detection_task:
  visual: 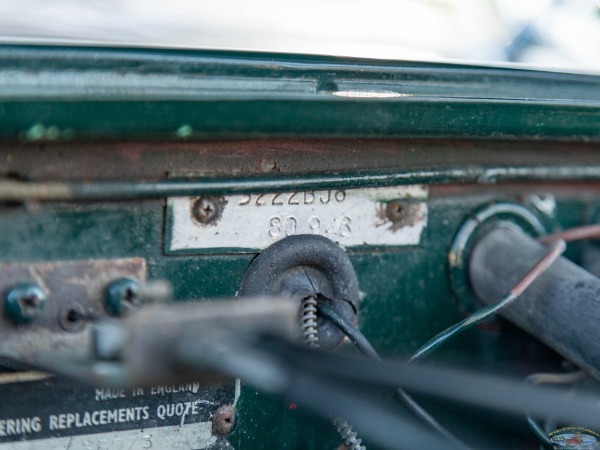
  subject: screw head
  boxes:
[4,283,46,324]
[385,200,405,222]
[212,405,235,436]
[192,197,219,224]
[105,278,140,316]
[384,200,423,230]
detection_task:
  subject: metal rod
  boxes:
[4,165,600,201]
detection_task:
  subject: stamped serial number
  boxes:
[268,215,352,239]
[239,190,346,207]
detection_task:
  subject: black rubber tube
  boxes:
[469,225,600,380]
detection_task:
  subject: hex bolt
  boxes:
[105,278,140,316]
[193,197,219,224]
[212,405,235,436]
[4,283,46,324]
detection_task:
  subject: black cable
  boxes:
[317,300,470,450]
[412,239,565,362]
[176,330,464,450]
[317,301,379,359]
[253,337,600,431]
[166,322,600,449]
[302,285,366,449]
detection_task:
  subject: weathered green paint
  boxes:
[0,45,599,142]
[0,187,585,449]
[1,45,598,449]
[2,100,600,142]
[3,283,46,324]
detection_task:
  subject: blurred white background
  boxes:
[0,0,598,73]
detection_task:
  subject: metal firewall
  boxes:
[1,45,600,450]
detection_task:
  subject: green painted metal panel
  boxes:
[0,46,599,142]
[0,189,590,449]
[1,45,599,449]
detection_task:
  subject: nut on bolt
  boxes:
[4,283,46,324]
[105,278,140,316]
[212,405,235,436]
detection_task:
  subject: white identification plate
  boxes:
[167,185,428,253]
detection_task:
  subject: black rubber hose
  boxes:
[469,225,600,380]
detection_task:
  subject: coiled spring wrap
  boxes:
[301,295,319,348]
[334,419,366,450]
[301,294,365,449]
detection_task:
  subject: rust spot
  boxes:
[377,200,424,232]
[212,405,235,436]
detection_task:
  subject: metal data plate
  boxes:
[0,375,236,449]
[167,186,428,253]
[0,258,147,362]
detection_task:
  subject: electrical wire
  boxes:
[292,224,588,448]
[176,331,467,450]
[317,301,379,360]
[442,223,598,445]
[250,338,600,431]
[530,224,600,445]
[306,299,365,450]
[302,271,366,450]
[525,370,589,448]
[318,236,566,447]
[178,223,591,449]
[539,224,600,244]
[317,300,470,450]
[410,238,566,362]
